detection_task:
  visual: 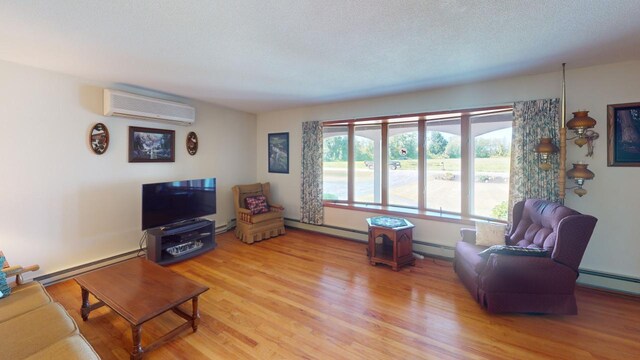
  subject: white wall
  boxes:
[0,60,256,277]
[257,61,640,284]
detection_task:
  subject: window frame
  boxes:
[322,105,513,223]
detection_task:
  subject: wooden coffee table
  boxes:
[75,258,208,359]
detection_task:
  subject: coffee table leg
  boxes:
[81,287,90,321]
[131,324,143,360]
[192,296,200,332]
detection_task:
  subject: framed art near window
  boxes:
[268,132,289,173]
[129,126,175,163]
[607,102,640,166]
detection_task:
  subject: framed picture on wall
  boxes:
[268,132,289,173]
[607,102,640,166]
[128,126,175,163]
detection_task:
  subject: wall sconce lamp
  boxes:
[534,137,559,170]
[566,110,599,156]
[566,163,595,197]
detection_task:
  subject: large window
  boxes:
[470,113,512,220]
[354,125,381,203]
[323,126,348,201]
[322,107,513,221]
[425,118,461,213]
[388,123,418,207]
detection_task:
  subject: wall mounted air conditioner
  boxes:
[103,89,195,126]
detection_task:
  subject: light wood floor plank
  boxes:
[46,229,640,359]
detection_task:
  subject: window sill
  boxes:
[323,202,506,226]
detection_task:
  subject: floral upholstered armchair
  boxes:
[232,183,285,244]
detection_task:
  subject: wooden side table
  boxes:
[366,217,415,271]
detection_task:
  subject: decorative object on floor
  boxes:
[232,182,285,244]
[186,131,198,155]
[454,199,597,314]
[128,126,175,163]
[566,163,595,197]
[367,216,415,271]
[607,102,640,166]
[268,132,289,173]
[534,137,559,170]
[75,258,208,359]
[89,122,109,155]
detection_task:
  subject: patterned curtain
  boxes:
[509,98,561,220]
[300,121,323,224]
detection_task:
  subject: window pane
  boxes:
[470,112,512,220]
[388,123,418,207]
[323,126,348,200]
[354,125,381,203]
[425,119,461,213]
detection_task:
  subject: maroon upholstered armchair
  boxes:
[454,199,597,314]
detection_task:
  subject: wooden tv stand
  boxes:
[146,219,216,265]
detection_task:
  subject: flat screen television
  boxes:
[142,178,216,230]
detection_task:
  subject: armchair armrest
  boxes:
[237,208,254,224]
[479,254,576,293]
[269,203,284,211]
[460,228,476,244]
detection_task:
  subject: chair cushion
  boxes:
[245,195,270,215]
[475,222,507,246]
[509,199,579,250]
[478,245,549,258]
[251,209,284,223]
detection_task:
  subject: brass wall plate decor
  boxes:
[186,131,198,155]
[90,123,109,155]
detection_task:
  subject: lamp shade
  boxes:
[534,137,559,154]
[566,163,595,180]
[566,111,597,131]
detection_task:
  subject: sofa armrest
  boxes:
[479,254,577,293]
[460,228,476,244]
[2,264,40,285]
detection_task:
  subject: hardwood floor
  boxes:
[47,229,640,359]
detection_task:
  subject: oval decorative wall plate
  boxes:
[90,123,109,155]
[186,131,198,155]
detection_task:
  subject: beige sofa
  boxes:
[0,278,99,359]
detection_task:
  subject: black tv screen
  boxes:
[142,178,216,230]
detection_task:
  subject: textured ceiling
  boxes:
[1,1,640,113]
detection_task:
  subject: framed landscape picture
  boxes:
[128,126,175,163]
[268,132,289,173]
[607,102,640,166]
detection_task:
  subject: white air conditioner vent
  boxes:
[103,89,195,125]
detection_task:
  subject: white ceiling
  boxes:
[2,1,640,114]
